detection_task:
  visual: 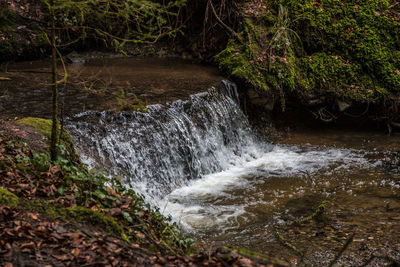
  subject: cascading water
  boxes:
[66,81,265,199]
[66,81,368,233]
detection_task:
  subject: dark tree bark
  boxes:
[49,0,59,161]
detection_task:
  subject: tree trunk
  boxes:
[49,0,59,161]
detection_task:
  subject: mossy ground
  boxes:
[16,117,78,161]
[0,187,19,206]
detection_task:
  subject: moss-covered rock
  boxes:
[216,0,400,117]
[67,206,129,242]
[0,187,19,206]
[16,117,54,137]
[16,117,77,160]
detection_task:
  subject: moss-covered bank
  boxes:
[16,117,78,162]
[0,118,194,254]
[0,187,19,206]
[216,0,400,123]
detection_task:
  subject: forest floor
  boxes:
[0,118,288,266]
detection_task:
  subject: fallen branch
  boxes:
[274,226,302,256]
[328,233,354,267]
[296,200,330,224]
[208,0,243,44]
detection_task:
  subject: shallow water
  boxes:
[0,56,222,118]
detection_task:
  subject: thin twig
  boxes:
[328,233,354,267]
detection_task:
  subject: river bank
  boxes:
[0,118,287,266]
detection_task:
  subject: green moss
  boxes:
[67,206,129,242]
[21,199,129,241]
[16,117,77,160]
[16,117,53,137]
[0,187,19,206]
[297,200,330,223]
[217,0,400,110]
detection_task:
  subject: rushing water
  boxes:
[66,81,400,264]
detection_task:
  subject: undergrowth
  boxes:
[216,0,400,120]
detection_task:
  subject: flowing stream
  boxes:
[66,81,400,264]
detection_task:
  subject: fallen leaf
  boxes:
[109,208,122,216]
[53,254,70,261]
[27,212,38,220]
[20,241,35,249]
[71,248,80,257]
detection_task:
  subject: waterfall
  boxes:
[66,80,367,232]
[66,81,270,204]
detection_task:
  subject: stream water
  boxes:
[65,79,400,265]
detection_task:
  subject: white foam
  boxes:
[161,145,368,232]
[67,84,371,234]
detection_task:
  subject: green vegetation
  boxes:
[297,200,329,223]
[216,0,400,114]
[115,84,148,112]
[67,206,129,241]
[0,187,19,206]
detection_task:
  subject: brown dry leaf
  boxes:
[20,241,35,249]
[71,248,80,257]
[106,186,117,196]
[17,183,29,189]
[109,208,122,216]
[238,257,253,267]
[51,232,64,240]
[50,166,61,175]
[27,212,38,220]
[5,229,14,236]
[91,205,99,211]
[136,232,145,239]
[106,243,118,251]
[31,186,37,194]
[4,262,13,267]
[53,254,70,261]
[121,203,130,209]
